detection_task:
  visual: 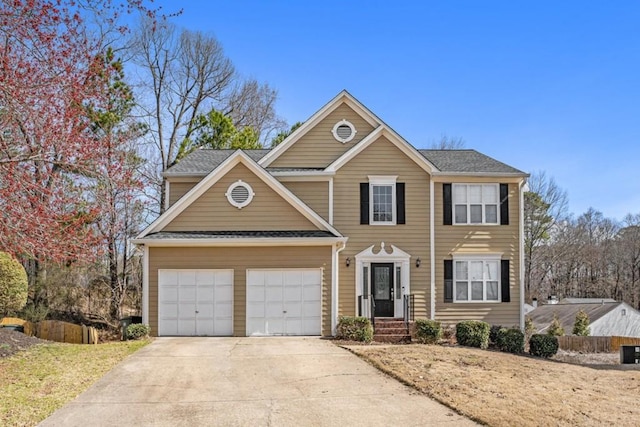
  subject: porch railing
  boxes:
[403,294,414,333]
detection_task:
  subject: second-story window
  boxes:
[360,176,405,225]
[372,184,394,223]
[453,184,499,225]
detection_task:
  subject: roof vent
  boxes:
[226,180,254,209]
[332,119,357,143]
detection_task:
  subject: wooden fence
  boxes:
[557,336,640,353]
[36,320,98,344]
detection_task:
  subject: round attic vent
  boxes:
[226,180,254,209]
[332,119,357,143]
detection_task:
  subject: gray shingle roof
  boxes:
[144,230,339,239]
[528,302,621,333]
[164,149,270,176]
[419,149,526,175]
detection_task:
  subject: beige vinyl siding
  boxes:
[148,246,332,336]
[332,136,431,318]
[281,181,329,222]
[433,181,521,326]
[270,104,375,169]
[168,181,198,207]
[163,163,318,232]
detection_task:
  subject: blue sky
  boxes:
[155,1,640,221]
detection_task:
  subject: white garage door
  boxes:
[246,269,322,336]
[158,269,233,336]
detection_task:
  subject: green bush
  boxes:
[547,313,565,336]
[336,316,373,343]
[414,319,442,344]
[0,252,28,316]
[496,327,525,354]
[18,302,49,323]
[126,323,150,340]
[529,334,559,358]
[455,320,490,349]
[489,324,503,347]
[572,309,590,336]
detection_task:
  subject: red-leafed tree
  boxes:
[0,0,159,266]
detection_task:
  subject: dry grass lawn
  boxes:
[347,344,640,426]
[0,340,149,427]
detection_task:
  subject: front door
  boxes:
[372,263,394,317]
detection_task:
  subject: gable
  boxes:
[162,163,319,232]
[269,103,376,169]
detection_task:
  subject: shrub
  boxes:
[126,324,150,340]
[336,316,373,343]
[455,320,490,349]
[547,313,565,336]
[18,302,49,323]
[496,327,525,354]
[489,324,503,347]
[414,319,442,344]
[524,316,536,340]
[529,334,559,358]
[572,309,590,336]
[0,252,28,316]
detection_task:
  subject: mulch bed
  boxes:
[0,329,49,358]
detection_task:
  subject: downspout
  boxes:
[142,245,149,326]
[430,179,436,320]
[519,179,525,330]
[332,239,347,335]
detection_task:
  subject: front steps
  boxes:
[373,319,412,343]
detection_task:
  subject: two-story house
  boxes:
[133,91,528,337]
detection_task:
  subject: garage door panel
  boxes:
[159,270,233,336]
[246,269,321,336]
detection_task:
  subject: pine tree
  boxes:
[547,313,565,336]
[572,309,590,336]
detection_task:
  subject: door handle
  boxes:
[195,310,199,314]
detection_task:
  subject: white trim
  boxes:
[225,180,254,209]
[519,179,525,330]
[328,178,334,225]
[430,179,435,320]
[325,126,436,174]
[354,242,411,318]
[259,90,381,167]
[133,237,348,247]
[135,150,342,239]
[332,119,357,143]
[142,245,149,326]
[164,180,170,212]
[332,242,346,335]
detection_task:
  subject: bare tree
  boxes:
[430,135,466,149]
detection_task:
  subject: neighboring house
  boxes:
[560,298,617,304]
[523,303,535,315]
[133,90,528,337]
[529,302,640,337]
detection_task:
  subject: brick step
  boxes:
[373,327,408,335]
[374,321,406,328]
[373,334,412,344]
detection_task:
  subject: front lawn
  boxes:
[347,344,640,426]
[0,339,149,426]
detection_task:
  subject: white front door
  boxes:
[246,269,322,336]
[158,270,233,336]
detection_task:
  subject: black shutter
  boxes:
[501,259,510,302]
[396,182,405,224]
[360,183,369,225]
[443,183,452,225]
[444,260,453,303]
[500,183,509,225]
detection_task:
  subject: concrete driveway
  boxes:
[40,337,477,426]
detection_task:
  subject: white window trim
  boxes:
[452,253,501,303]
[368,175,397,226]
[452,183,500,225]
[225,180,255,209]
[331,119,357,143]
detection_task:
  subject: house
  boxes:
[528,301,640,337]
[133,90,528,337]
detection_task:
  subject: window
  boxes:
[331,119,357,143]
[454,259,500,302]
[368,176,396,225]
[453,184,499,225]
[225,180,254,209]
